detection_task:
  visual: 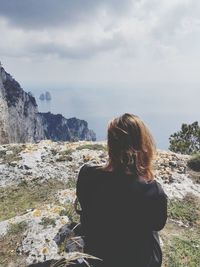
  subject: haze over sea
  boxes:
[30,82,199,150]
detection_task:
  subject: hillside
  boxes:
[0,141,200,267]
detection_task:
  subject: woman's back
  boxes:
[77,164,167,267]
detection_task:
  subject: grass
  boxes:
[168,237,200,267]
[161,194,200,266]
[0,221,27,267]
[76,144,107,151]
[168,193,200,226]
[161,223,200,267]
[0,179,66,221]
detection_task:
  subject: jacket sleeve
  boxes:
[147,182,168,231]
[76,164,92,211]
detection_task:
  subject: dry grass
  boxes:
[50,252,102,267]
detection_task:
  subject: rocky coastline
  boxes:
[0,65,96,144]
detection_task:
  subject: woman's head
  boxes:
[106,113,155,181]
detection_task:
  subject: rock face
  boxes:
[0,66,44,144]
[0,65,96,144]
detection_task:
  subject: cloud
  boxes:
[0,17,124,60]
[30,34,124,59]
[0,0,133,29]
[1,0,200,84]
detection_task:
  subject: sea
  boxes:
[29,83,200,150]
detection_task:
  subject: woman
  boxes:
[76,113,168,267]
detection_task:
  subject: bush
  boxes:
[187,154,200,172]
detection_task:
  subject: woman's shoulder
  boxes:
[146,180,168,202]
[77,164,106,193]
[79,164,104,175]
[137,178,167,199]
[78,164,105,181]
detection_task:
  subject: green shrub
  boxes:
[187,153,200,172]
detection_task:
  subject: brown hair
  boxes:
[104,113,156,181]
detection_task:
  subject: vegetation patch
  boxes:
[50,148,58,156]
[0,222,27,267]
[168,237,200,267]
[188,170,200,184]
[66,176,77,189]
[8,221,28,235]
[161,223,200,267]
[187,153,200,172]
[56,149,73,162]
[76,144,107,151]
[168,193,200,226]
[0,179,66,221]
[0,145,25,164]
[59,203,79,222]
[39,217,56,228]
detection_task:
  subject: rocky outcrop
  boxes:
[0,64,96,144]
[40,113,96,142]
[0,141,200,266]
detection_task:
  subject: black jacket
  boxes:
[76,164,168,267]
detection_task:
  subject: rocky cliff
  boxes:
[0,65,96,144]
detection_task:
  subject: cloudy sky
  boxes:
[0,0,200,148]
[1,0,200,86]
